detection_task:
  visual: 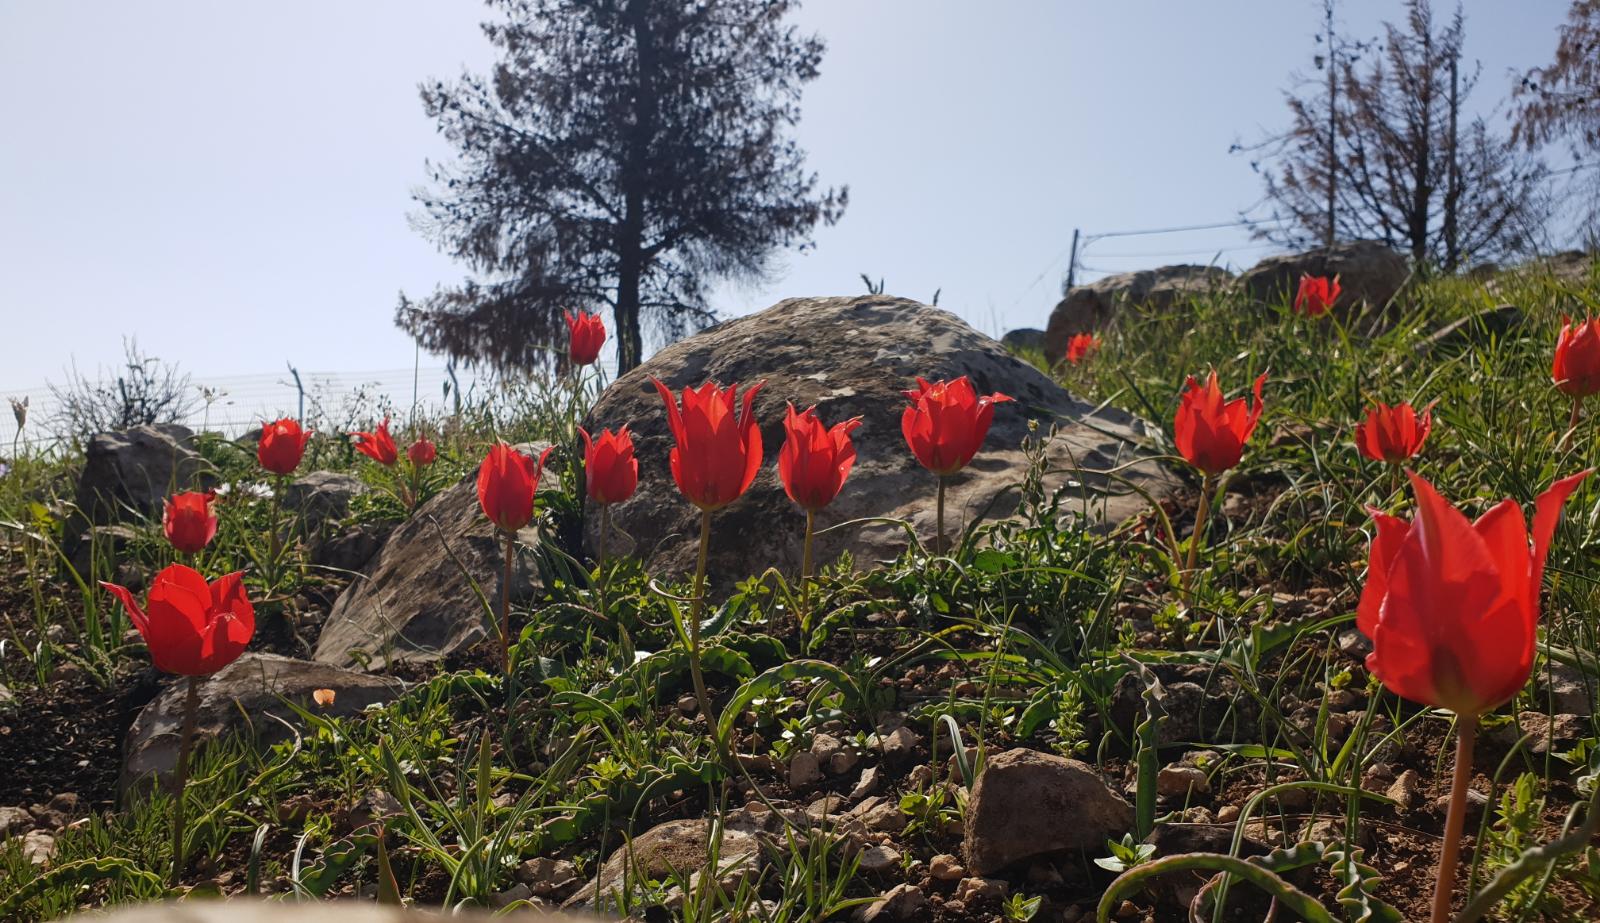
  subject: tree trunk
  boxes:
[615,243,644,374]
[1443,55,1462,271]
[614,0,655,376]
[1325,0,1338,248]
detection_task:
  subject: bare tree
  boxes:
[1514,0,1600,238]
[1245,0,1550,269]
[49,339,195,441]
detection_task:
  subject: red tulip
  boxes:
[102,564,255,676]
[1065,333,1100,365]
[1356,401,1436,463]
[1358,470,1588,716]
[901,377,1014,477]
[565,310,606,366]
[407,437,437,468]
[258,418,311,475]
[1174,371,1267,476]
[1294,273,1341,316]
[779,404,862,511]
[653,378,766,512]
[163,491,217,554]
[476,442,553,533]
[353,417,398,466]
[579,426,638,506]
[1552,316,1600,399]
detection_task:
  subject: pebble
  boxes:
[789,751,823,789]
[857,844,901,873]
[929,853,966,880]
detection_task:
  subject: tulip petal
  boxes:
[1531,469,1590,590]
[1357,509,1410,640]
[100,580,148,635]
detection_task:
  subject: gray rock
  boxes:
[123,653,402,788]
[858,883,927,922]
[20,829,55,865]
[1000,327,1046,354]
[964,748,1133,875]
[583,296,1174,586]
[789,751,823,789]
[564,818,759,910]
[516,856,579,898]
[858,844,901,874]
[314,445,552,669]
[0,805,32,836]
[1237,240,1409,312]
[67,424,208,559]
[1045,265,1233,356]
[312,522,395,573]
[1537,662,1596,717]
[284,471,370,531]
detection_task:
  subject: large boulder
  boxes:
[581,296,1174,583]
[123,653,401,789]
[963,748,1133,875]
[313,445,554,669]
[67,424,208,558]
[1043,265,1232,357]
[1237,240,1409,311]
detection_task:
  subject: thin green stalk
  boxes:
[687,509,725,763]
[1563,396,1582,451]
[500,531,515,675]
[1182,474,1217,592]
[800,508,815,636]
[1431,714,1479,923]
[596,503,611,628]
[170,675,200,887]
[935,476,947,555]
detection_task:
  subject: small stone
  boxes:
[490,882,532,908]
[1337,628,1372,659]
[515,856,578,897]
[953,877,1008,904]
[678,694,699,715]
[858,883,927,922]
[929,853,965,881]
[21,830,55,864]
[1433,788,1489,820]
[810,733,844,763]
[850,765,881,799]
[879,726,921,763]
[789,751,823,789]
[0,805,33,836]
[806,795,844,822]
[858,844,901,873]
[850,797,907,835]
[906,764,933,789]
[1215,804,1240,824]
[1156,765,1209,799]
[1116,899,1141,919]
[1385,770,1422,811]
[828,749,860,775]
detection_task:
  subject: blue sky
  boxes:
[0,1,1572,411]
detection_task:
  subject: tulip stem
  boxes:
[800,508,816,638]
[1564,396,1583,451]
[687,509,724,764]
[1182,475,1217,592]
[266,477,284,590]
[1431,713,1479,923]
[170,675,200,887]
[500,531,515,675]
[935,476,947,555]
[596,504,611,627]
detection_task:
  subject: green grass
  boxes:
[2,259,1600,921]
